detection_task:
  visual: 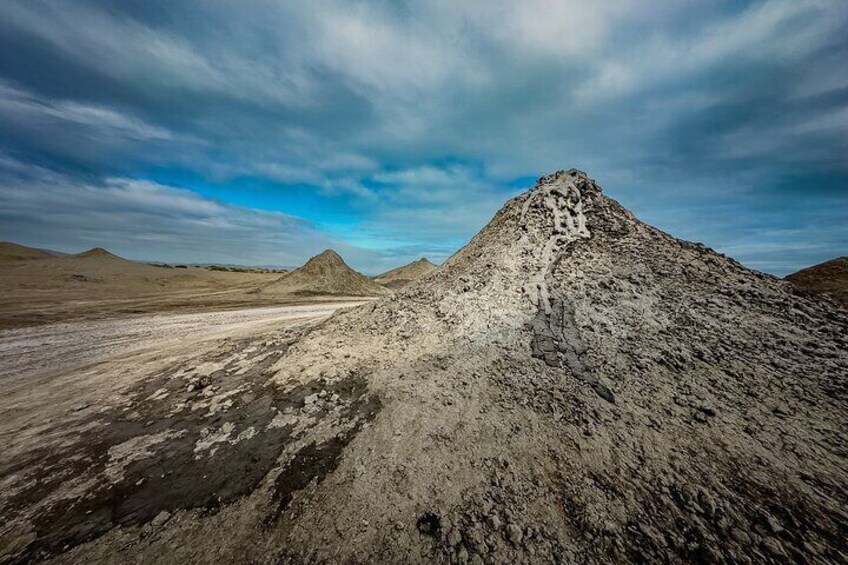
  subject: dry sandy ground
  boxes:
[0,247,368,330]
[0,267,295,330]
[0,247,389,331]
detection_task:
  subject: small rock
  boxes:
[698,488,717,517]
[802,540,820,556]
[506,523,523,545]
[729,528,751,545]
[697,404,716,417]
[151,510,171,528]
[470,555,484,565]
[488,514,501,530]
[762,537,786,558]
[447,528,462,547]
[72,402,90,412]
[772,404,790,418]
[763,514,783,534]
[457,547,469,565]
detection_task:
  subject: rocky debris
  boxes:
[150,511,171,528]
[1,169,846,564]
[71,401,90,412]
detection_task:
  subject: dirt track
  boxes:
[0,302,365,385]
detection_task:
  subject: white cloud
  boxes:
[0,80,174,142]
[0,161,366,268]
[1,0,846,275]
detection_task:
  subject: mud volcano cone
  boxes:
[5,170,845,564]
[258,169,846,563]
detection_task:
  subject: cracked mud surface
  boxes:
[1,171,846,564]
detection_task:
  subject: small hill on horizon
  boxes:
[71,247,124,260]
[0,241,59,262]
[263,249,389,297]
[373,258,438,289]
[786,256,848,307]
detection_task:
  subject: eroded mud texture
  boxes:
[1,333,381,563]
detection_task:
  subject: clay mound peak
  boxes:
[301,249,345,269]
[412,258,437,268]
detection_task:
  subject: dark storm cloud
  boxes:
[0,0,845,273]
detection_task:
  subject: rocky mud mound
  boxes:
[786,257,848,307]
[1,170,845,564]
[263,249,390,297]
[374,258,438,289]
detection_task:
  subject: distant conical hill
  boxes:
[374,258,438,289]
[263,249,390,297]
[787,256,848,307]
[72,247,125,260]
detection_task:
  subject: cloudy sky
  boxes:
[1,0,846,274]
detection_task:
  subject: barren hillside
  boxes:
[0,247,287,328]
[1,171,845,564]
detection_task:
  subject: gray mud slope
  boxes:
[2,170,846,564]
